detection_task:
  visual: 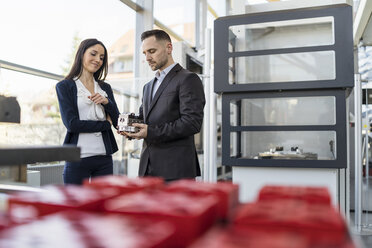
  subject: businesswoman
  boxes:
[56,38,120,185]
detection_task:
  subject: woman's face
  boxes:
[82,44,105,74]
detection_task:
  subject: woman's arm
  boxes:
[56,81,111,133]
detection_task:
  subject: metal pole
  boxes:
[195,0,200,51]
[203,29,211,181]
[206,28,216,182]
[346,94,351,223]
[365,87,370,225]
[202,86,210,181]
[355,74,362,232]
[121,95,127,175]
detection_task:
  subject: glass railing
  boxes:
[0,62,143,186]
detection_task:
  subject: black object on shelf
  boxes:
[0,145,80,166]
[0,95,20,123]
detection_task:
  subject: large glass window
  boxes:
[208,0,227,17]
[154,0,196,45]
[0,0,136,184]
[0,0,134,76]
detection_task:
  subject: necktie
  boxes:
[151,77,158,100]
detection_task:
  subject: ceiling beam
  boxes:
[119,0,192,48]
[118,0,143,11]
[354,0,372,46]
[208,3,218,18]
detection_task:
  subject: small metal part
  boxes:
[117,113,143,133]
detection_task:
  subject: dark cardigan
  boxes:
[56,79,119,155]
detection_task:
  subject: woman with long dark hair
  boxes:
[56,38,119,185]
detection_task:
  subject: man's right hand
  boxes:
[124,123,147,140]
[117,129,133,140]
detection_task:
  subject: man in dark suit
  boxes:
[122,29,205,181]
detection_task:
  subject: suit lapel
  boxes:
[146,64,182,119]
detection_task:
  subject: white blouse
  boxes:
[75,78,107,158]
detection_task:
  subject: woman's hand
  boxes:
[88,93,109,105]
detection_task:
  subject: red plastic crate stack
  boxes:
[164,179,239,220]
[0,213,11,232]
[7,184,120,223]
[0,211,175,248]
[84,175,164,194]
[189,226,309,248]
[258,185,332,205]
[232,185,355,248]
[103,189,219,247]
[0,178,359,247]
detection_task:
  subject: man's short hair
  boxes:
[141,29,171,43]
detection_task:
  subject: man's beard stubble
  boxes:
[151,57,168,71]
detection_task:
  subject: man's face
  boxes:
[142,36,171,71]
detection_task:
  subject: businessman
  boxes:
[122,29,205,181]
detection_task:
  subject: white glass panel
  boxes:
[230,96,336,126]
[229,51,336,84]
[229,17,334,52]
[230,132,238,157]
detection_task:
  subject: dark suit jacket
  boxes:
[138,63,205,179]
[56,79,119,155]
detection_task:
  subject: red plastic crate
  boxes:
[103,190,219,247]
[0,213,11,231]
[0,211,175,248]
[258,185,331,206]
[189,226,308,248]
[84,175,164,194]
[165,179,239,220]
[8,185,120,222]
[233,200,348,246]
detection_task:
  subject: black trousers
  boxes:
[64,155,113,185]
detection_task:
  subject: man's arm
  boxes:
[101,83,120,128]
[129,73,205,142]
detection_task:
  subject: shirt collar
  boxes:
[75,77,98,91]
[155,63,177,79]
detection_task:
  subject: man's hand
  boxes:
[121,123,147,140]
[117,123,147,140]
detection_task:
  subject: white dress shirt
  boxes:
[75,78,107,158]
[152,63,177,99]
